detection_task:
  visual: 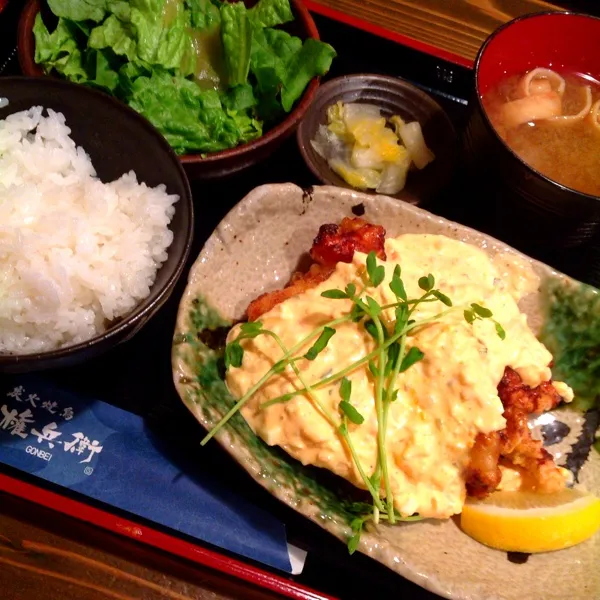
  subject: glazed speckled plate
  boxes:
[172,184,600,600]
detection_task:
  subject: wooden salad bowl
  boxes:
[18,0,322,179]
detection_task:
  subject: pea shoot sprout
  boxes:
[201,251,505,552]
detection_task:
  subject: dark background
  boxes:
[0,2,599,598]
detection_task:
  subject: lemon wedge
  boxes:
[461,489,600,553]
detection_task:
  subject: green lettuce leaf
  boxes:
[222,83,256,111]
[117,61,150,97]
[48,0,107,23]
[250,29,336,116]
[106,0,132,20]
[220,2,251,87]
[281,38,336,111]
[129,0,194,75]
[249,26,300,120]
[260,26,302,65]
[88,14,137,62]
[227,107,263,144]
[70,20,94,36]
[185,0,221,30]
[186,24,226,91]
[249,27,336,119]
[85,48,121,92]
[249,0,293,28]
[33,15,88,82]
[34,0,335,155]
[127,69,261,153]
[130,0,165,18]
[85,0,196,76]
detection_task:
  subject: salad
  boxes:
[34,0,336,154]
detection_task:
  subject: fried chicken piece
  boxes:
[465,433,502,498]
[466,367,565,498]
[310,217,387,266]
[246,218,387,321]
[498,367,562,418]
[496,367,565,494]
[247,264,334,322]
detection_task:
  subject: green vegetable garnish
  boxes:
[33,0,336,154]
[33,17,88,82]
[201,251,504,552]
[47,0,107,23]
[304,326,336,361]
[279,38,336,112]
[220,2,252,86]
[250,0,294,28]
[187,0,221,30]
[542,281,600,415]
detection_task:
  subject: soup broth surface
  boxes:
[483,71,600,196]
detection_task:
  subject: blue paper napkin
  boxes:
[0,376,295,573]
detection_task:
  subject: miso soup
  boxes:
[482,68,600,197]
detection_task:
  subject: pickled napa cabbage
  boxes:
[310,102,434,194]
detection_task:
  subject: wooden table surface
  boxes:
[305,0,563,66]
[0,493,287,600]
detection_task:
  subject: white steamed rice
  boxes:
[0,106,178,354]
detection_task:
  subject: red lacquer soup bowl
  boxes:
[462,11,600,268]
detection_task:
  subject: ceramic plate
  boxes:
[172,184,600,600]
